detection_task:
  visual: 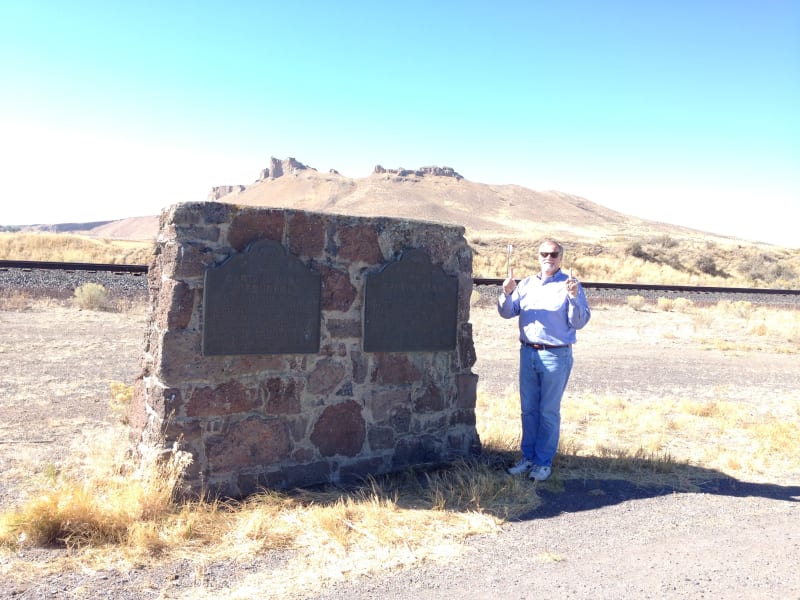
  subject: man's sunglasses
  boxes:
[539,251,560,258]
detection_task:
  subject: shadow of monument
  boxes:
[510,453,800,521]
[284,450,798,524]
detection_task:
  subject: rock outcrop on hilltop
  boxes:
[199,156,644,243]
[76,154,742,248]
[258,157,313,181]
[208,185,246,201]
[374,165,463,179]
[208,158,464,201]
[208,158,315,200]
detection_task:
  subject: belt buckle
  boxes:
[522,341,545,350]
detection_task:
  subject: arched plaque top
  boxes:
[363,248,458,352]
[397,248,431,266]
[217,239,290,271]
[202,239,321,355]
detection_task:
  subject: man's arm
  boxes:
[567,285,591,329]
[498,270,520,319]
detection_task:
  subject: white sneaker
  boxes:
[529,465,552,481]
[507,458,534,476]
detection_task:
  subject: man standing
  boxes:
[498,239,591,481]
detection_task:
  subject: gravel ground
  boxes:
[0,266,148,302]
[0,278,798,599]
[313,490,800,599]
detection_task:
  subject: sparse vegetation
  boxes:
[109,382,134,422]
[469,235,800,289]
[627,240,651,261]
[694,254,720,276]
[4,363,796,591]
[0,427,528,590]
[3,225,798,289]
[0,232,152,264]
[738,251,798,285]
[672,297,694,313]
[1,437,191,548]
[626,295,647,311]
[556,393,800,487]
[73,283,109,310]
[1,280,798,596]
[656,297,674,311]
[0,291,50,311]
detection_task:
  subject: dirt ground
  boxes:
[0,298,799,598]
[0,304,147,509]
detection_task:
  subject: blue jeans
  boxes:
[518,345,574,467]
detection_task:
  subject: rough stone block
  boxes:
[391,435,442,468]
[326,318,361,339]
[287,212,325,258]
[262,377,303,415]
[154,280,195,330]
[307,358,346,395]
[455,373,479,409]
[338,457,387,484]
[368,389,411,422]
[367,426,396,451]
[413,383,446,413]
[228,209,285,251]
[186,381,260,418]
[311,400,366,457]
[206,416,292,472]
[338,224,382,264]
[371,353,421,385]
[318,264,357,312]
[131,203,479,496]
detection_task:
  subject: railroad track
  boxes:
[0,259,147,274]
[472,277,799,296]
[2,260,799,306]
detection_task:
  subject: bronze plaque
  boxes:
[364,249,458,352]
[202,239,321,355]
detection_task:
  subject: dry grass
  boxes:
[0,232,152,264]
[4,388,796,595]
[4,229,799,289]
[0,285,142,315]
[0,291,62,312]
[73,283,110,310]
[474,297,800,489]
[564,394,799,485]
[470,235,800,288]
[1,298,798,596]
[477,385,800,491]
[659,298,800,351]
[0,432,191,549]
[626,295,647,311]
[0,418,534,593]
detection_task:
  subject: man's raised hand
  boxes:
[503,268,517,295]
[566,268,579,298]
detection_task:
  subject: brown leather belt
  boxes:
[521,341,570,350]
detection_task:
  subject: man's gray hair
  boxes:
[539,239,564,254]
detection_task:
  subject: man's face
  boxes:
[538,243,562,276]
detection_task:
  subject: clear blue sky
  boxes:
[1,1,798,247]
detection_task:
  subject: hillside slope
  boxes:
[8,158,797,284]
[202,158,739,247]
[43,156,783,251]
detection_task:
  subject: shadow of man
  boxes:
[510,453,800,520]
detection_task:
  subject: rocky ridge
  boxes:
[208,158,464,201]
[12,156,789,254]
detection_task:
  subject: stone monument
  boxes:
[129,202,480,497]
